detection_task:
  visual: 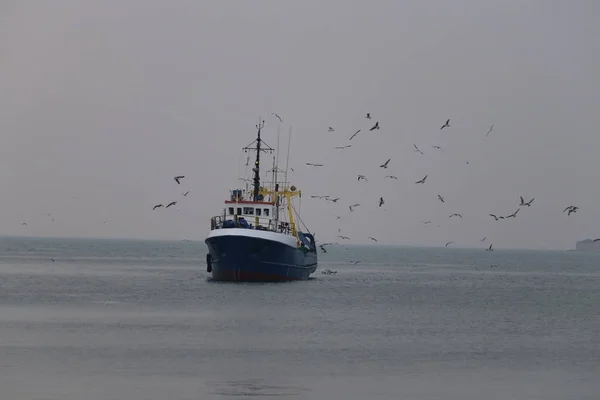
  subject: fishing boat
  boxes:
[205,119,318,281]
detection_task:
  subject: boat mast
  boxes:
[252,120,263,201]
[242,118,273,202]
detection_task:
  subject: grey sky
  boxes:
[1,0,599,249]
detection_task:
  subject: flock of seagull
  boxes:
[151,175,190,211]
[293,112,581,255]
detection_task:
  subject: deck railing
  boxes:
[210,215,296,236]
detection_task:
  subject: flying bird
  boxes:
[414,144,424,155]
[357,175,368,182]
[349,129,361,140]
[271,113,283,122]
[319,244,328,253]
[328,127,335,132]
[366,113,371,119]
[368,237,378,242]
[166,201,177,208]
[438,194,445,203]
[311,195,330,199]
[335,145,351,149]
[181,191,190,196]
[415,175,428,184]
[423,221,432,224]
[22,222,27,226]
[369,122,380,131]
[152,204,163,210]
[486,244,493,251]
[378,197,385,207]
[385,175,398,180]
[379,158,391,168]
[489,213,503,221]
[486,124,494,137]
[338,235,350,240]
[449,213,463,219]
[520,197,534,207]
[349,204,360,212]
[564,206,578,216]
[306,163,324,167]
[432,145,443,151]
[445,241,454,247]
[481,237,487,242]
[326,197,340,203]
[506,209,520,218]
[174,175,185,184]
[440,119,450,130]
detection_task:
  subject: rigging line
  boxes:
[290,200,310,234]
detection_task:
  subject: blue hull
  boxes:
[205,233,317,282]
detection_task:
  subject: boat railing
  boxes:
[210,215,296,236]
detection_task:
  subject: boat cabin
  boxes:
[210,188,295,235]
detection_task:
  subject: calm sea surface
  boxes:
[1,236,599,400]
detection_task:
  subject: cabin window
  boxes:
[228,207,234,215]
[256,208,262,216]
[236,208,242,215]
[243,207,254,215]
[264,208,270,217]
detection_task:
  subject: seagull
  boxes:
[440,119,450,130]
[319,244,328,253]
[349,129,361,140]
[152,204,163,210]
[564,206,578,216]
[271,113,283,123]
[486,124,494,137]
[166,201,177,208]
[414,144,424,155]
[489,213,503,221]
[432,145,443,151]
[174,175,185,184]
[22,222,27,226]
[522,197,534,207]
[349,260,361,264]
[415,175,428,184]
[338,235,350,240]
[369,122,379,131]
[481,237,487,242]
[311,195,330,199]
[335,145,351,149]
[486,244,493,251]
[366,113,371,119]
[326,197,340,203]
[357,175,368,182]
[378,197,385,207]
[438,194,445,203]
[306,163,324,167]
[379,158,391,168]
[349,204,360,212]
[385,175,398,180]
[445,241,454,247]
[181,191,190,196]
[423,221,432,224]
[505,209,520,218]
[328,127,335,132]
[449,213,463,219]
[368,237,378,242]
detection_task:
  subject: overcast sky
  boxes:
[1,0,599,249]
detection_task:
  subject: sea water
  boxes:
[1,236,599,399]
